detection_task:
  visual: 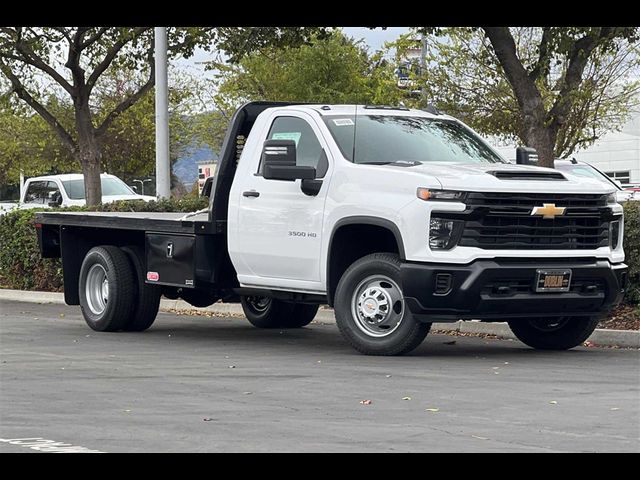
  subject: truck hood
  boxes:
[102,194,156,203]
[390,162,616,194]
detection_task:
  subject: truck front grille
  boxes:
[455,192,612,250]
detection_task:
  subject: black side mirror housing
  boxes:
[201,176,214,198]
[48,192,63,207]
[262,139,316,180]
[516,146,539,166]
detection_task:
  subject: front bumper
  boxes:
[401,258,628,322]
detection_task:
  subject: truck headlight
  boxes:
[417,188,466,201]
[606,193,617,204]
[429,218,463,250]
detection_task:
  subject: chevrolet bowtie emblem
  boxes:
[531,203,566,219]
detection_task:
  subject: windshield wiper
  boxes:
[359,160,422,167]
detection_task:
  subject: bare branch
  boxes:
[12,40,75,96]
[0,60,77,153]
[79,27,109,50]
[86,27,150,92]
[95,49,155,137]
[529,27,552,81]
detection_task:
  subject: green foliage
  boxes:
[398,28,640,158]
[212,31,403,113]
[623,201,640,303]
[0,197,208,291]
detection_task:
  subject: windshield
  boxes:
[62,177,136,200]
[323,115,505,165]
[555,163,620,190]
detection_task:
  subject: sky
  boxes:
[174,27,411,80]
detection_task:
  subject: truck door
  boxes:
[236,112,330,282]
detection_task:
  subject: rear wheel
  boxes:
[79,246,135,332]
[241,296,291,328]
[508,316,599,350]
[281,303,319,328]
[121,246,161,332]
[334,253,431,356]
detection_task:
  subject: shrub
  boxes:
[0,197,208,292]
[623,201,639,303]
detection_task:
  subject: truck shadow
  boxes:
[126,316,607,359]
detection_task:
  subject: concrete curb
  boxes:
[2,288,638,349]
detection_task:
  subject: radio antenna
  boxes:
[351,104,358,163]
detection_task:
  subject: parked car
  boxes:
[0,174,156,216]
[555,159,635,202]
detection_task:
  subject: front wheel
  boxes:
[334,253,431,356]
[508,316,599,350]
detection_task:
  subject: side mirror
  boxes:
[48,192,62,207]
[201,176,214,198]
[262,139,316,180]
[516,146,539,166]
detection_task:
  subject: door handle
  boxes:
[243,190,260,198]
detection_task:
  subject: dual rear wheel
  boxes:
[79,245,161,332]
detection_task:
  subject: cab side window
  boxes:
[24,181,47,204]
[262,116,328,177]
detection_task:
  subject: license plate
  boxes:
[536,269,572,292]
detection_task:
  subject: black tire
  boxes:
[281,303,319,328]
[240,296,294,329]
[79,246,136,332]
[508,316,599,350]
[121,246,162,332]
[334,253,431,356]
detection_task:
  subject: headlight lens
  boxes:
[606,193,617,204]
[417,188,466,201]
[429,217,463,250]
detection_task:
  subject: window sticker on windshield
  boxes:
[333,118,354,126]
[271,132,302,146]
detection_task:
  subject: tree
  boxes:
[211,31,403,114]
[406,27,639,166]
[0,27,327,205]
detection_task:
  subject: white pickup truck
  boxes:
[0,173,155,215]
[35,102,628,355]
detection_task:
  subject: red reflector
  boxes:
[147,272,159,282]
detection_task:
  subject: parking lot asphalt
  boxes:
[1,300,638,452]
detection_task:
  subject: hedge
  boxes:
[0,197,208,292]
[0,198,638,303]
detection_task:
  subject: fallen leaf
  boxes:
[402,396,412,401]
[317,360,322,363]
[203,418,214,422]
[584,340,595,347]
[494,371,500,375]
[425,408,440,413]
[59,314,65,318]
[360,400,372,405]
[504,362,509,365]
[385,375,392,378]
[471,435,488,440]
[443,340,456,345]
[124,409,131,413]
[549,400,558,405]
[492,366,500,370]
[610,407,620,411]
[243,391,252,395]
[228,365,236,369]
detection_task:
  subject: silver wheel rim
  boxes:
[86,264,109,315]
[351,275,405,338]
[529,317,570,332]
[247,296,271,314]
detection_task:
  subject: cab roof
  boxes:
[274,104,448,120]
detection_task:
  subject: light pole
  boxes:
[132,178,153,196]
[155,27,170,199]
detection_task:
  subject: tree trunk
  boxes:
[74,99,102,206]
[523,122,557,168]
